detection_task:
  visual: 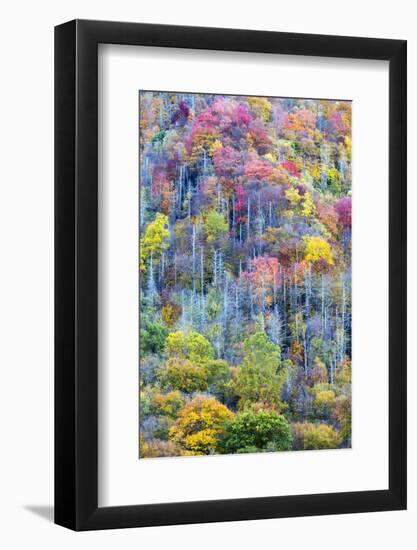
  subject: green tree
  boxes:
[165,330,214,365]
[151,129,166,145]
[140,321,168,356]
[158,358,208,393]
[205,209,228,243]
[217,410,293,454]
[206,359,232,401]
[235,332,284,410]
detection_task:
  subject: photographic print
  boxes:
[139,91,352,459]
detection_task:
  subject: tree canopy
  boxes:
[139,92,352,458]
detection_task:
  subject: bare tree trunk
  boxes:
[192,224,196,293]
[247,197,250,240]
[341,274,346,362]
[321,274,325,337]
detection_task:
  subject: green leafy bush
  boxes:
[217,410,293,454]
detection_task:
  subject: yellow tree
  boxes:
[169,396,234,455]
[140,212,169,273]
[303,236,334,266]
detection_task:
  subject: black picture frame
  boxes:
[55,19,407,531]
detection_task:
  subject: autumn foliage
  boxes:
[139,92,352,458]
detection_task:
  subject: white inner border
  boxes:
[98,44,389,507]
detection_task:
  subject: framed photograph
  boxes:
[55,19,407,530]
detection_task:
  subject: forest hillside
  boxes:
[139,91,352,458]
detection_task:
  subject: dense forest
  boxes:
[139,91,352,458]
